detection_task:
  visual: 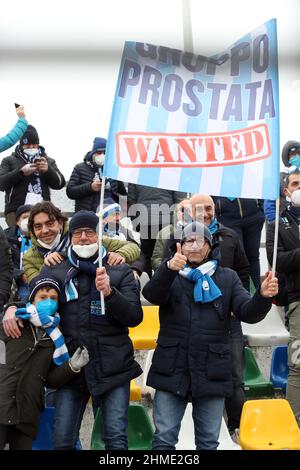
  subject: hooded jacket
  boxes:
[0,146,65,215]
[66,152,127,212]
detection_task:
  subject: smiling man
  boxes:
[143,221,278,450]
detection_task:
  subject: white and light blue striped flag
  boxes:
[104,19,279,200]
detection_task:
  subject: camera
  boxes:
[33,155,42,163]
[14,103,21,108]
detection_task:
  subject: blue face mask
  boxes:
[289,155,300,168]
[36,298,58,317]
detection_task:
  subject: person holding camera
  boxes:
[0,125,65,226]
[0,104,28,154]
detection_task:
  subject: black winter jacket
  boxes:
[0,322,76,438]
[66,153,127,212]
[4,225,30,284]
[266,210,300,304]
[0,227,14,313]
[41,258,143,396]
[0,146,65,214]
[213,197,264,224]
[127,183,185,230]
[143,262,272,398]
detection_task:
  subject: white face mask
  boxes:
[94,155,105,167]
[72,242,99,259]
[37,231,61,250]
[291,189,300,207]
[19,218,29,234]
[23,148,39,157]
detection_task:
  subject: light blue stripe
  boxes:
[262,19,280,200]
[105,42,140,181]
[137,61,174,188]
[219,34,252,198]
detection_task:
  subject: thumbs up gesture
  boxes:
[168,243,188,271]
[260,271,279,298]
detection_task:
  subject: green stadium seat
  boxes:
[243,347,274,398]
[90,404,154,450]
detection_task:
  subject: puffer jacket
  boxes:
[143,262,272,398]
[0,146,65,214]
[266,209,300,304]
[22,222,141,283]
[0,227,14,313]
[0,322,76,438]
[0,117,28,153]
[66,152,127,212]
[40,258,143,396]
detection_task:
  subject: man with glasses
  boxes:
[2,210,143,450]
[143,221,278,450]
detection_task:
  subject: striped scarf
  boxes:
[17,228,32,269]
[15,304,70,366]
[179,260,222,303]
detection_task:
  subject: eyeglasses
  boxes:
[72,228,97,239]
[183,237,205,248]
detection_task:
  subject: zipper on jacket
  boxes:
[237,198,243,218]
[8,186,14,204]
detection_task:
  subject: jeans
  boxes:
[53,382,130,450]
[225,316,245,433]
[152,390,224,450]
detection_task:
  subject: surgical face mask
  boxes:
[36,298,58,317]
[94,155,105,167]
[19,218,29,234]
[37,232,61,250]
[289,155,300,168]
[72,242,98,259]
[23,148,39,157]
[291,189,300,207]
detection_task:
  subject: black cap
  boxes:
[15,204,32,221]
[69,210,99,234]
[29,275,61,302]
[20,124,39,146]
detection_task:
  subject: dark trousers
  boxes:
[0,424,33,450]
[225,316,245,433]
[222,211,265,289]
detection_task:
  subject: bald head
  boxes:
[189,194,215,226]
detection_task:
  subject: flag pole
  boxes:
[98,174,106,315]
[271,197,280,277]
[181,0,193,199]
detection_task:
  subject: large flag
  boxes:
[104,19,279,200]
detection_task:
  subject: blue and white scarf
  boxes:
[64,247,107,320]
[179,260,222,303]
[15,304,70,366]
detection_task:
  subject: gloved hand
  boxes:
[69,347,89,372]
[21,163,37,176]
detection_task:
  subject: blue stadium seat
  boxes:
[270,345,288,394]
[32,407,55,450]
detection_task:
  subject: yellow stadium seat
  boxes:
[130,379,142,401]
[239,399,300,450]
[129,306,159,350]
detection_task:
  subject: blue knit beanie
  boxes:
[91,137,106,154]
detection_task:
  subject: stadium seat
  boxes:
[32,407,55,450]
[270,345,288,395]
[130,379,142,401]
[239,399,300,450]
[242,304,289,346]
[129,306,159,350]
[243,347,274,398]
[90,404,154,450]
